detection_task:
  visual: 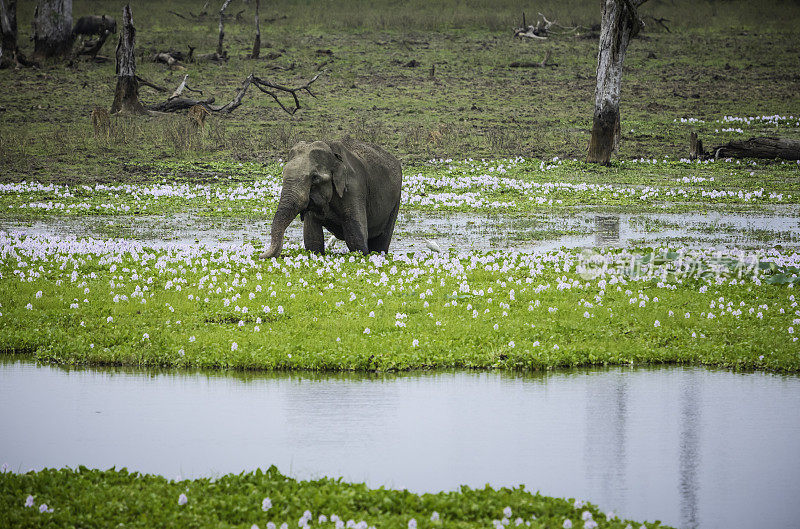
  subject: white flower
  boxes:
[412,339,419,347]
[231,342,238,351]
[25,495,34,508]
[493,323,499,330]
[252,525,260,529]
[431,511,440,522]
[654,320,660,327]
[509,341,515,348]
[363,328,371,334]
[563,520,572,529]
[39,503,53,513]
[142,333,149,340]
[408,519,417,529]
[504,506,513,518]
[582,511,592,521]
[107,316,113,323]
[369,311,375,318]
[178,493,188,505]
[26,303,32,310]
[189,335,196,342]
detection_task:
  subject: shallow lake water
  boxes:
[1,208,798,253]
[2,360,799,529]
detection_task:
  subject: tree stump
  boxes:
[111,4,146,115]
[0,0,18,68]
[586,0,648,165]
[32,0,73,60]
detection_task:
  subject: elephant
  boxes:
[260,138,403,258]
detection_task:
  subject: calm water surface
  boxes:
[1,361,799,529]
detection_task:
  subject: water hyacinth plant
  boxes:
[0,466,666,528]
[1,232,798,373]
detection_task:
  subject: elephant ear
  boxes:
[328,142,350,199]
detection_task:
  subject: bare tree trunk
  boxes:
[32,0,73,60]
[217,0,233,58]
[111,4,146,114]
[250,0,260,59]
[0,0,17,68]
[586,0,647,164]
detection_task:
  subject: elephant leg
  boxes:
[303,213,325,254]
[368,201,400,253]
[342,211,369,255]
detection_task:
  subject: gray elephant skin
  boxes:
[261,138,402,258]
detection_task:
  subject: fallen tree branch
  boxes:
[690,134,800,161]
[74,29,112,59]
[713,137,800,161]
[135,75,167,92]
[248,70,325,115]
[144,71,325,115]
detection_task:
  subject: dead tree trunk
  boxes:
[0,0,17,68]
[216,0,233,58]
[250,0,260,59]
[111,4,146,114]
[586,0,648,164]
[713,137,800,161]
[32,0,73,60]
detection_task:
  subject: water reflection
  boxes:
[594,215,621,246]
[584,371,628,513]
[679,371,700,529]
[1,208,798,254]
[1,361,800,529]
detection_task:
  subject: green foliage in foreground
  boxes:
[0,466,666,529]
[1,232,798,373]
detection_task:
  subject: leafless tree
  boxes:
[586,0,648,164]
[250,0,260,59]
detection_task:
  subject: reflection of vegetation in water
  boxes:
[629,217,682,233]
[691,223,800,243]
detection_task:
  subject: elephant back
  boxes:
[338,136,402,185]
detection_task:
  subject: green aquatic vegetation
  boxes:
[1,158,799,222]
[1,233,798,373]
[0,466,666,529]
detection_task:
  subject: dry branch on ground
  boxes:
[144,71,325,115]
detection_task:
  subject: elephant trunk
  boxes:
[261,191,305,259]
